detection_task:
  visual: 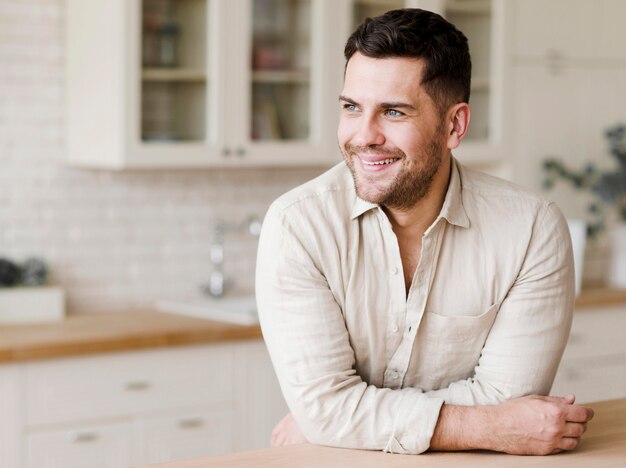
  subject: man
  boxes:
[256,8,593,455]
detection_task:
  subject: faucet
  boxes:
[203,215,262,298]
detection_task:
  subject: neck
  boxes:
[383,155,452,233]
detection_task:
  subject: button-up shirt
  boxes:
[256,157,574,454]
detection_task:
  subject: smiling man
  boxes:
[256,9,593,456]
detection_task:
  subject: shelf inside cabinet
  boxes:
[252,69,310,84]
[446,0,491,15]
[142,68,206,82]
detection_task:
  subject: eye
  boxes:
[342,103,358,112]
[384,109,404,117]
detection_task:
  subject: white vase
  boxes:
[609,223,626,289]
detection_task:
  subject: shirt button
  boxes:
[391,266,399,275]
[390,370,400,379]
[391,325,399,333]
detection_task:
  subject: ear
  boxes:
[445,103,470,150]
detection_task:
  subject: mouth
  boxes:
[361,158,399,166]
[357,156,401,172]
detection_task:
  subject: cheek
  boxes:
[337,117,352,147]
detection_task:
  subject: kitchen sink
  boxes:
[156,296,258,325]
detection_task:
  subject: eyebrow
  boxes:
[338,95,416,111]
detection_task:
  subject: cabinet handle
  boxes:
[222,147,231,157]
[125,380,151,391]
[178,417,205,429]
[66,431,99,443]
[236,147,245,157]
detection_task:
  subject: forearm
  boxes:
[429,395,594,455]
[429,404,492,451]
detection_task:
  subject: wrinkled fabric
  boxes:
[256,158,574,454]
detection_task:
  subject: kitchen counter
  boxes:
[0,287,623,364]
[0,310,261,363]
[143,398,626,468]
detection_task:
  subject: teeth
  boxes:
[363,158,397,166]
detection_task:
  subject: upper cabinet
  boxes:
[349,0,510,165]
[66,0,507,169]
[512,0,626,63]
[66,0,344,169]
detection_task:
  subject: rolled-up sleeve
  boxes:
[256,203,444,454]
[425,202,575,405]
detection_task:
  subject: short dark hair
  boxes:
[344,8,471,111]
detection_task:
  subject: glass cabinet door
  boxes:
[250,0,312,142]
[349,0,502,160]
[140,0,209,143]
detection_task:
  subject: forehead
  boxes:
[343,52,428,103]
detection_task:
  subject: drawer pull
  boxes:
[178,418,205,429]
[66,431,98,443]
[125,380,151,391]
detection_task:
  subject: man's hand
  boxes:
[431,394,595,455]
[271,412,308,447]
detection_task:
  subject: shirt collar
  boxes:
[349,157,470,228]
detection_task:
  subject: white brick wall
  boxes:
[0,0,324,312]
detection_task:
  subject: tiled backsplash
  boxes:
[0,0,325,312]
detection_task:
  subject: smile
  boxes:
[361,158,398,166]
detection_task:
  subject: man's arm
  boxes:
[430,395,593,455]
[423,202,577,406]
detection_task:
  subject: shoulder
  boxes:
[266,162,355,223]
[457,163,556,216]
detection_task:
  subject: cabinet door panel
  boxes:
[138,408,235,465]
[26,344,235,426]
[512,0,626,61]
[0,365,22,468]
[26,422,131,468]
[239,340,289,450]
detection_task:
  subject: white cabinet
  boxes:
[136,407,235,464]
[0,365,23,468]
[509,0,626,203]
[348,0,512,165]
[66,0,344,169]
[552,307,626,403]
[236,340,288,450]
[26,422,132,468]
[512,0,626,62]
[4,339,286,467]
[66,0,511,169]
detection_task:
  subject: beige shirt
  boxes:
[256,158,574,455]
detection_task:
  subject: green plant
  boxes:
[0,257,49,288]
[543,123,626,237]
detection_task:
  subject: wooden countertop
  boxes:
[0,310,261,363]
[0,287,622,364]
[145,398,626,468]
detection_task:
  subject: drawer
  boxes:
[25,343,235,426]
[563,307,626,360]
[26,421,131,468]
[136,407,235,465]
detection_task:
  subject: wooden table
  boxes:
[144,399,626,467]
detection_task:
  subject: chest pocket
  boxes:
[411,303,499,391]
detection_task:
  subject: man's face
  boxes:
[338,53,450,210]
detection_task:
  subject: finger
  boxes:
[563,422,587,437]
[563,394,576,405]
[559,437,580,451]
[566,405,594,423]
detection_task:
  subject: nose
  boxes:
[352,114,385,147]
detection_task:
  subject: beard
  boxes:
[342,130,445,211]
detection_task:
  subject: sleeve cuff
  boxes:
[383,391,445,454]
